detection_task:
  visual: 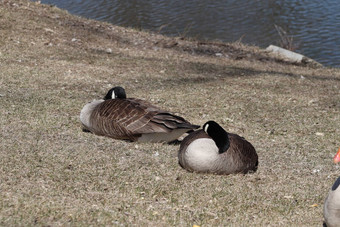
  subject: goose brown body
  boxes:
[178,122,258,175]
[80,88,199,142]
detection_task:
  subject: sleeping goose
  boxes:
[178,121,258,175]
[80,86,199,143]
[323,147,340,227]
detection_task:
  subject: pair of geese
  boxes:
[80,86,258,174]
[80,86,339,225]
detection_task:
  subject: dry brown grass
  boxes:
[1,0,340,226]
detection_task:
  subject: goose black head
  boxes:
[104,86,127,100]
[203,121,230,154]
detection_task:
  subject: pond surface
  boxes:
[40,0,340,67]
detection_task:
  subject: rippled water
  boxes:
[40,0,340,67]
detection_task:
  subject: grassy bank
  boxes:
[1,0,340,226]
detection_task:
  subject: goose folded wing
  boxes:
[90,99,150,140]
[151,112,199,129]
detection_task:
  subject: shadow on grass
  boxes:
[180,61,340,81]
[148,58,340,86]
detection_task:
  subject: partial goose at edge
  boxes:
[323,147,340,227]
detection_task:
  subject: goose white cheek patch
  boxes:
[203,123,209,133]
[111,91,115,99]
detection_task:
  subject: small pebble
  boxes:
[315,132,324,136]
[312,169,320,174]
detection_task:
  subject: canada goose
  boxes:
[323,147,340,227]
[80,86,199,143]
[178,121,258,175]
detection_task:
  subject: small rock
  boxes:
[268,129,275,135]
[284,195,293,199]
[215,53,223,57]
[106,48,112,54]
[312,169,320,174]
[44,28,54,33]
[308,99,318,105]
[315,132,324,137]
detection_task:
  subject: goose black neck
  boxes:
[204,121,230,154]
[332,176,340,191]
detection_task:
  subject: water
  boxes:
[40,0,340,67]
